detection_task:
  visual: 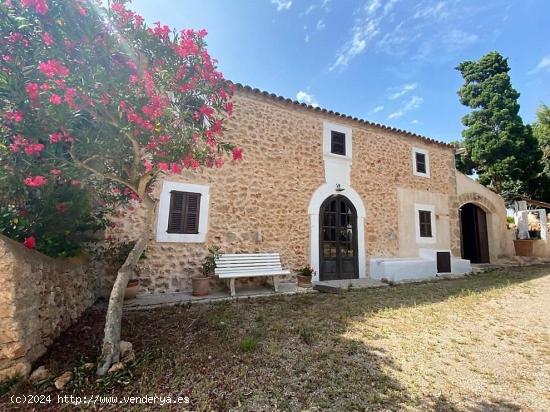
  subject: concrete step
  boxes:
[313,278,388,293]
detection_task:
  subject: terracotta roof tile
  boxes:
[232,82,453,148]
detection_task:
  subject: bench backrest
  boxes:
[215,253,285,278]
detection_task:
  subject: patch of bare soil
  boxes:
[1,266,549,411]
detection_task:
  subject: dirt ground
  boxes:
[1,265,549,411]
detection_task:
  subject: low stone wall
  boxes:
[0,235,98,382]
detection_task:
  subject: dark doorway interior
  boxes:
[460,203,490,263]
[319,195,359,281]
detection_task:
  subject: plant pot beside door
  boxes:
[513,239,534,257]
[296,265,314,287]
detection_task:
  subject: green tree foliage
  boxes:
[532,104,550,201]
[456,51,542,201]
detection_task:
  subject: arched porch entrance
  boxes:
[460,203,490,263]
[319,195,358,281]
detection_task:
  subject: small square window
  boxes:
[331,131,346,156]
[415,152,426,174]
[167,191,201,234]
[418,210,432,238]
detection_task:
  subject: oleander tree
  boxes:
[0,0,241,375]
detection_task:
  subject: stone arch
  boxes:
[458,192,499,263]
[457,192,497,214]
[308,183,366,281]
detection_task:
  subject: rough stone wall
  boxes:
[108,89,458,293]
[0,235,96,382]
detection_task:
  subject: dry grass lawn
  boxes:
[2,265,550,411]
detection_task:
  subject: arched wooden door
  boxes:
[460,203,490,263]
[319,195,359,281]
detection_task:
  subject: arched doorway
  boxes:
[460,203,490,263]
[319,195,358,280]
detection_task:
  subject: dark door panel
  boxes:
[319,195,359,281]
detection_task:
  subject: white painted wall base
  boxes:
[369,251,472,283]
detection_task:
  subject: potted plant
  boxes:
[296,265,314,287]
[193,246,221,296]
[124,279,140,300]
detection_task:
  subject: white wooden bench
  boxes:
[215,253,290,297]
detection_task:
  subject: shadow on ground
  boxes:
[1,265,548,411]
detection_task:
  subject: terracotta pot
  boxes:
[192,276,210,296]
[297,274,312,287]
[514,239,534,257]
[124,279,139,301]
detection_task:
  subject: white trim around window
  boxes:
[323,121,352,160]
[414,203,436,244]
[156,181,210,243]
[412,147,430,178]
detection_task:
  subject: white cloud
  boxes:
[387,95,423,119]
[365,0,381,15]
[388,82,418,100]
[330,19,378,71]
[316,19,326,31]
[329,0,397,71]
[296,91,319,107]
[388,110,403,119]
[529,56,550,74]
[270,0,292,12]
[404,95,423,111]
[303,4,316,15]
[413,1,448,19]
[371,105,384,113]
[412,119,420,124]
[442,29,478,51]
[321,0,331,11]
[304,34,310,42]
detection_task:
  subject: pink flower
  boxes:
[169,162,182,174]
[50,169,62,175]
[70,179,80,186]
[4,110,24,123]
[41,32,54,46]
[158,162,168,171]
[49,132,63,143]
[142,159,153,173]
[38,59,69,78]
[23,143,44,156]
[232,147,243,161]
[64,88,77,108]
[23,236,36,249]
[24,175,47,188]
[21,0,48,15]
[49,94,62,105]
[26,82,40,100]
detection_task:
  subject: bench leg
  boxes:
[272,276,280,293]
[229,278,236,298]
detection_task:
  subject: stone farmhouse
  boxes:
[111,83,514,294]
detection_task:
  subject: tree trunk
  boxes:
[96,195,154,376]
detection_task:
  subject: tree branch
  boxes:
[69,143,138,193]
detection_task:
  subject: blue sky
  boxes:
[129,0,550,143]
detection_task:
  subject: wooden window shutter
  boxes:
[415,152,426,174]
[183,192,201,234]
[418,210,432,238]
[167,191,201,234]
